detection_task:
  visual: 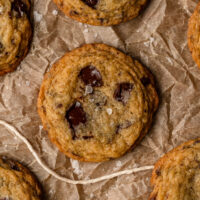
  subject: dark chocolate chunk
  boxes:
[0,42,4,53]
[155,168,161,176]
[0,42,3,49]
[8,160,20,171]
[114,83,133,104]
[79,66,103,87]
[115,121,132,134]
[82,136,94,140]
[141,77,151,86]
[115,125,120,134]
[193,140,200,145]
[66,101,87,129]
[81,0,98,8]
[11,0,27,18]
[70,10,79,16]
[2,157,20,171]
[56,104,63,108]
[150,194,157,200]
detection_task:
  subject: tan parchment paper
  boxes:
[0,0,199,199]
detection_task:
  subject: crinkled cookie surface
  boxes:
[54,0,148,26]
[38,44,159,162]
[149,138,200,200]
[0,157,42,200]
[0,0,32,75]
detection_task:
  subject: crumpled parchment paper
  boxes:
[0,0,199,199]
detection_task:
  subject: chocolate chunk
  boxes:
[0,42,3,49]
[115,121,132,134]
[81,0,98,8]
[193,140,200,145]
[114,83,133,104]
[70,10,79,16]
[8,160,20,171]
[79,66,103,87]
[66,101,87,129]
[56,104,63,108]
[155,168,161,176]
[150,195,157,200]
[2,157,20,171]
[11,0,27,18]
[0,42,4,53]
[115,125,120,134]
[82,136,94,140]
[141,77,151,86]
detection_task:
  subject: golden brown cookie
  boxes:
[149,138,200,200]
[37,43,159,162]
[0,156,42,200]
[53,0,148,26]
[188,2,200,68]
[0,0,32,75]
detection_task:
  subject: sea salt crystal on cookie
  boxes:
[107,108,112,115]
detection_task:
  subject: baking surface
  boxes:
[0,0,199,199]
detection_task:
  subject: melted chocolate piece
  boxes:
[11,0,27,18]
[114,83,133,104]
[141,77,151,86]
[81,0,98,8]
[79,66,103,87]
[66,102,87,130]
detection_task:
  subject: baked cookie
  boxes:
[188,2,200,68]
[53,0,148,26]
[38,43,159,162]
[0,156,42,200]
[0,0,32,75]
[149,138,200,200]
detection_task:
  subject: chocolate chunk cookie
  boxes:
[0,0,32,75]
[188,2,200,68]
[149,138,200,200]
[37,44,159,162]
[0,157,42,200]
[53,0,148,26]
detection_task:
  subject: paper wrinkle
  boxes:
[0,0,200,199]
